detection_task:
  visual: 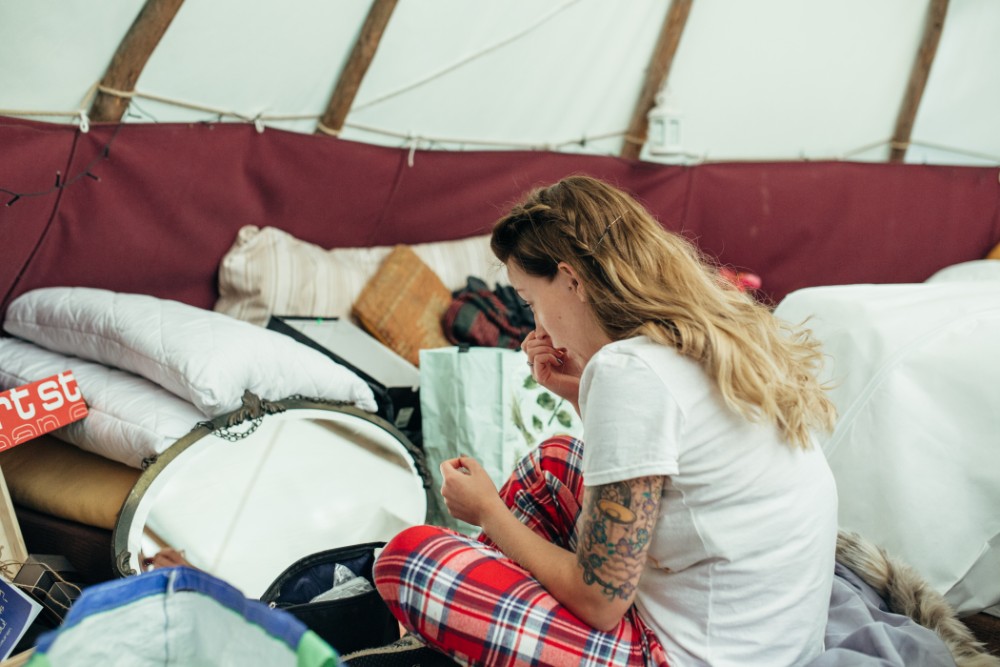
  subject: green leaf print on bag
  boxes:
[511,370,582,449]
[536,392,557,411]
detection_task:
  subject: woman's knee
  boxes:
[535,435,583,468]
[512,435,584,492]
[380,524,444,557]
[373,524,461,591]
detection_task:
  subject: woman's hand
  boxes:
[141,547,194,570]
[439,457,506,527]
[522,330,582,408]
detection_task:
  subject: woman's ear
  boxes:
[557,262,587,301]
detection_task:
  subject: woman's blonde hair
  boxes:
[491,175,835,448]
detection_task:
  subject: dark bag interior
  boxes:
[260,541,399,655]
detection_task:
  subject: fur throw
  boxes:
[836,531,1000,667]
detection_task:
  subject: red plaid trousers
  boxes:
[373,436,670,666]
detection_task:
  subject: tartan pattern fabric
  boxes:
[374,436,670,667]
[483,435,585,552]
[442,277,535,350]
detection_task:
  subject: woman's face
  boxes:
[507,261,609,363]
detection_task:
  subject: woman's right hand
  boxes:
[522,330,582,407]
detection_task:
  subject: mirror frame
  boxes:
[112,396,430,578]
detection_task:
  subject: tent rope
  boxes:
[98,85,258,122]
[0,82,99,131]
[351,0,584,112]
[315,120,341,137]
[3,89,997,164]
[841,137,1000,164]
[0,109,80,118]
[344,120,627,152]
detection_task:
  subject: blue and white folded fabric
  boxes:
[28,567,340,666]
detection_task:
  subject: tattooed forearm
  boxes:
[576,476,663,601]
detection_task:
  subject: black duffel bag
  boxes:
[261,541,399,655]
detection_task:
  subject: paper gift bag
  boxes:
[419,346,583,534]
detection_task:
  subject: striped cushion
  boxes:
[215,226,507,326]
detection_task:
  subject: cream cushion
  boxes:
[214,226,507,326]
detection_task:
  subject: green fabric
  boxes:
[25,650,51,667]
[296,629,340,667]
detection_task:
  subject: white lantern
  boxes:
[646,90,683,158]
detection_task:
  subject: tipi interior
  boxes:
[0,0,998,664]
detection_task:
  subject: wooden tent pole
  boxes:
[316,0,399,136]
[620,0,693,160]
[889,0,950,163]
[89,0,186,123]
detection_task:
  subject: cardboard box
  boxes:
[267,317,422,440]
[0,469,27,580]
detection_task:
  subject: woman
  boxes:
[369,175,838,666]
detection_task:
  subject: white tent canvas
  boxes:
[1,0,998,165]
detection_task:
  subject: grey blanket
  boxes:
[808,563,957,666]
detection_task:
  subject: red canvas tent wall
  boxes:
[2,116,998,316]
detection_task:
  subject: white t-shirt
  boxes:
[579,336,837,667]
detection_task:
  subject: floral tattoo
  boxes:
[577,476,663,601]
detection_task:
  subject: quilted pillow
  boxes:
[0,433,141,529]
[214,225,507,326]
[4,287,377,417]
[0,337,204,468]
[352,245,453,367]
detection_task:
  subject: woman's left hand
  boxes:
[439,456,506,527]
[142,547,194,570]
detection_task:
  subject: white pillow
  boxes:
[214,225,508,325]
[774,282,1000,615]
[0,337,204,468]
[4,287,377,417]
[926,259,1000,284]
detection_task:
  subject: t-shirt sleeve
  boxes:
[580,346,682,486]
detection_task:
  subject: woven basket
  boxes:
[352,245,452,367]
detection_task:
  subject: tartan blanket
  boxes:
[443,277,535,349]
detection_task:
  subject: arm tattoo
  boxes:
[576,476,664,602]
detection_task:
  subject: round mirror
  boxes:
[112,398,429,598]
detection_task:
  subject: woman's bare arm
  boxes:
[452,459,663,631]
